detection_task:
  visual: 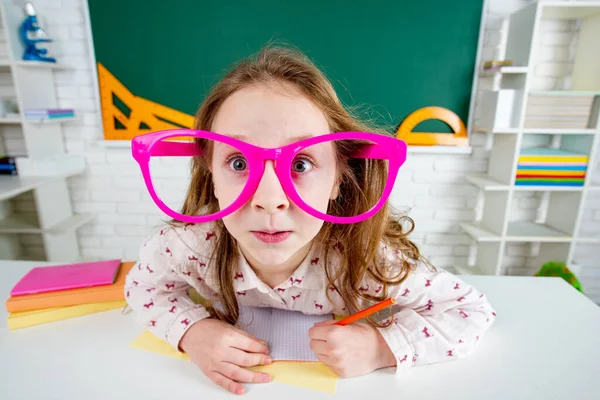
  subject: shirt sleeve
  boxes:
[376,257,496,373]
[124,227,211,350]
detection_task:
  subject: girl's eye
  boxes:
[228,157,248,172]
[292,157,314,173]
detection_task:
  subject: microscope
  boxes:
[19,2,56,63]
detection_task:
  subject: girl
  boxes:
[126,44,495,395]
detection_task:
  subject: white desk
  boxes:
[1,260,599,400]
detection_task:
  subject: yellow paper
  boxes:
[248,362,338,393]
[130,330,191,360]
[130,330,338,393]
[7,300,126,330]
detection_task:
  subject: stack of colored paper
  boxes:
[516,148,588,187]
[5,259,135,330]
[24,108,75,120]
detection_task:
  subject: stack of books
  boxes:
[0,156,17,176]
[516,148,588,187]
[24,108,75,120]
[483,60,513,71]
[5,259,135,330]
[524,93,595,129]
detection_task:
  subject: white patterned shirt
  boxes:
[125,223,496,372]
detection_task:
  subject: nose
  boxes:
[251,161,289,213]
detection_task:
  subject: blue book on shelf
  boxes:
[519,148,585,157]
[515,181,584,187]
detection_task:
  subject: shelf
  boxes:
[0,214,40,233]
[529,90,600,97]
[24,115,78,125]
[506,221,571,242]
[13,61,74,70]
[522,129,597,135]
[0,175,54,202]
[466,174,509,191]
[460,223,501,242]
[473,126,597,135]
[541,3,600,20]
[0,117,21,124]
[481,66,529,77]
[513,184,585,192]
[14,154,85,177]
[0,60,74,70]
[0,160,85,201]
[0,213,94,234]
[461,221,573,243]
[473,126,519,134]
[0,116,77,125]
[47,213,95,234]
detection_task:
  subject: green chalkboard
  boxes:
[88,0,483,135]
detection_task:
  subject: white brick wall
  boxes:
[25,0,600,300]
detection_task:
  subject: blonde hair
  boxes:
[176,43,424,327]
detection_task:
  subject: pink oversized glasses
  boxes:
[132,129,407,224]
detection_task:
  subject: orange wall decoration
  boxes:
[396,106,468,146]
[97,63,195,141]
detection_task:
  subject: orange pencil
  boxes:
[335,297,396,326]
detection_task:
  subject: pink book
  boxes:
[10,259,122,297]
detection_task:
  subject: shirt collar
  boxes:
[232,243,328,292]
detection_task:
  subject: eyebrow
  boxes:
[230,134,315,145]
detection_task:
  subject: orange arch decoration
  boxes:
[396,106,468,146]
[98,63,195,140]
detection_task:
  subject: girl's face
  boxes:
[211,82,339,268]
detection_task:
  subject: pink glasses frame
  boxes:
[132,129,407,224]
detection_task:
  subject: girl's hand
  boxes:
[308,320,396,378]
[179,318,272,395]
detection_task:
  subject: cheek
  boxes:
[222,214,241,236]
[298,213,325,238]
[212,170,247,206]
[294,171,337,212]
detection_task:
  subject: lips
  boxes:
[251,231,291,243]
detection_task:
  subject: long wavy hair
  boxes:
[174,43,425,328]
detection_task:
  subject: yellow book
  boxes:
[516,170,587,176]
[7,300,126,330]
[130,330,338,394]
[518,156,588,163]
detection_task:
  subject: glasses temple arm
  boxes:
[350,144,389,160]
[151,141,203,156]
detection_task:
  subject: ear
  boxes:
[212,175,220,200]
[330,177,340,200]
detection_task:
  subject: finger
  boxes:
[221,362,271,384]
[308,325,325,340]
[309,324,340,341]
[314,319,338,327]
[309,339,330,356]
[209,371,245,395]
[314,352,335,366]
[225,348,272,367]
[229,330,270,354]
[236,327,268,344]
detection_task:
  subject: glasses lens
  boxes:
[148,135,250,218]
[293,139,389,218]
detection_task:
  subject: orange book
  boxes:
[5,262,135,313]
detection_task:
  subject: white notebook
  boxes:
[237,306,332,361]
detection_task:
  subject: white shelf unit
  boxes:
[0,1,92,261]
[461,2,600,277]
